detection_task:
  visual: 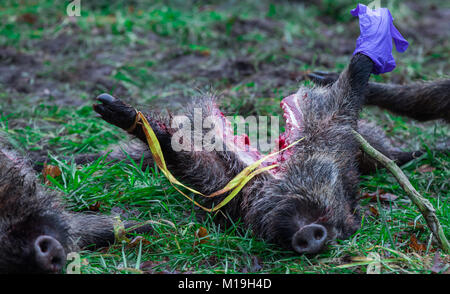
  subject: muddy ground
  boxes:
[1,1,448,109]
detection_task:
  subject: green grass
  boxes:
[0,0,448,274]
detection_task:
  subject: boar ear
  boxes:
[336,53,374,98]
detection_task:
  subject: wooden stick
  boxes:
[353,130,449,253]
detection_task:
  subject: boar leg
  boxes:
[93,94,249,217]
[67,212,154,250]
[309,71,450,122]
[356,120,425,174]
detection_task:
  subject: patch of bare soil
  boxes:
[0,25,132,107]
[1,1,447,113]
[214,17,280,37]
[0,47,40,94]
[401,2,450,44]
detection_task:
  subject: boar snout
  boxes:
[34,235,66,273]
[292,224,327,254]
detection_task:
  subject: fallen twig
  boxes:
[353,130,450,253]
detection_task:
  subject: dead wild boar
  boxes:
[89,53,448,254]
[0,133,151,273]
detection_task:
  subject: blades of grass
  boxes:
[376,190,397,251]
[121,242,128,270]
[135,239,143,270]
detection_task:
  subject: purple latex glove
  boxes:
[351,4,409,74]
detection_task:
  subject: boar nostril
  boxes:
[34,235,66,273]
[314,228,325,240]
[297,238,308,248]
[292,224,327,254]
[39,239,49,252]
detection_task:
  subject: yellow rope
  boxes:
[137,111,304,212]
[113,216,130,243]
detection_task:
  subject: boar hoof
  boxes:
[93,93,137,131]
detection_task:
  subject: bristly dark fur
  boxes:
[0,132,152,273]
[365,80,450,122]
[90,54,375,253]
[308,72,450,123]
[23,53,447,259]
[73,53,449,255]
[89,53,448,254]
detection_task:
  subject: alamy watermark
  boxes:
[366,252,381,274]
[169,109,281,154]
[66,252,81,274]
[66,0,81,17]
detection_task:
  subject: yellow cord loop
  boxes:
[113,216,130,243]
[137,111,304,212]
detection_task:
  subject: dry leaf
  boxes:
[378,193,398,202]
[19,13,38,25]
[407,222,425,231]
[409,234,427,252]
[128,236,152,248]
[415,164,435,173]
[89,201,101,211]
[194,227,209,245]
[369,205,379,217]
[42,163,61,185]
[361,190,398,202]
